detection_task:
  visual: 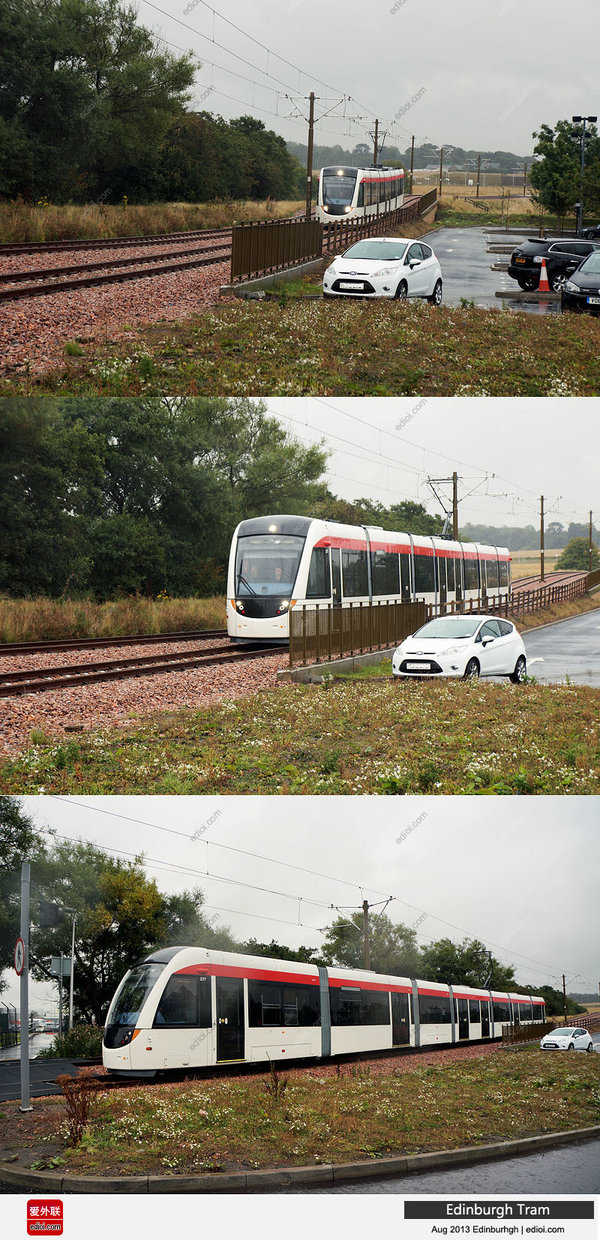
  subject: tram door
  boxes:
[331,549,342,608]
[391,992,410,1045]
[216,977,245,1061]
[481,1002,490,1038]
[438,559,447,610]
[457,998,469,1040]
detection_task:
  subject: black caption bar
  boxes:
[405,1202,595,1220]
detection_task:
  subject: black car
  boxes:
[561,250,600,314]
[507,238,600,292]
[581,224,600,240]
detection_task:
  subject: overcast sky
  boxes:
[265,398,599,530]
[4,796,599,1013]
[140,0,599,155]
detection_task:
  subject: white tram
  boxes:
[227,515,511,644]
[317,165,405,223]
[102,946,547,1076]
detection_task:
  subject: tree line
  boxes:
[531,120,600,220]
[0,398,452,601]
[0,0,302,203]
[1,799,581,1026]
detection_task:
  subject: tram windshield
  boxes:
[106,963,165,1027]
[235,534,305,597]
[322,170,357,206]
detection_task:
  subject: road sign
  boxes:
[14,936,25,975]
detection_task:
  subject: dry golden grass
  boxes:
[0,596,227,643]
[0,200,304,244]
[510,550,562,579]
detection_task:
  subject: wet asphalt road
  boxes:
[523,609,600,686]
[421,225,560,315]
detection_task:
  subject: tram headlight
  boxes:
[236,601,246,613]
[344,206,351,213]
[276,600,290,613]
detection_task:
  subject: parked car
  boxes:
[391,614,527,682]
[323,236,443,303]
[561,250,600,315]
[540,1027,594,1052]
[507,238,600,292]
[581,223,600,240]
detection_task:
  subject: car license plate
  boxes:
[407,662,430,670]
[515,256,526,263]
[586,296,600,304]
[339,281,363,289]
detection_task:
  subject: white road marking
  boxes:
[527,657,545,665]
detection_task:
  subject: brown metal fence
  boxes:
[503,1012,600,1044]
[230,190,438,281]
[289,600,427,668]
[428,573,594,621]
[230,217,322,282]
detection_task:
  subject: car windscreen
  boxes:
[412,618,481,639]
[235,533,305,597]
[578,252,600,273]
[342,240,408,261]
[548,1028,576,1036]
[105,963,165,1027]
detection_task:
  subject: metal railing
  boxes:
[289,599,427,667]
[503,1012,600,1043]
[288,568,599,668]
[230,190,438,281]
[231,217,322,282]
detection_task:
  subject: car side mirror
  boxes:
[481,635,495,646]
[409,260,421,268]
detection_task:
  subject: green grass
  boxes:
[2,678,599,794]
[6,299,598,397]
[1,1051,598,1176]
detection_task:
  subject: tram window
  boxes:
[330,986,390,1026]
[371,549,400,596]
[445,558,457,593]
[413,552,435,594]
[492,1001,511,1023]
[342,548,369,597]
[469,1000,480,1022]
[520,1004,532,1022]
[486,558,499,590]
[532,1004,544,1021]
[418,994,452,1024]
[306,547,330,599]
[154,975,211,1027]
[400,553,411,595]
[499,560,509,587]
[357,183,365,207]
[248,980,321,1028]
[463,558,479,591]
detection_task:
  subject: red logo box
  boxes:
[27,1200,63,1235]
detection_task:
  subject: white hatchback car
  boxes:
[392,614,527,682]
[323,236,443,303]
[540,1027,594,1052]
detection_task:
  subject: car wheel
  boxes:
[550,271,567,293]
[568,1043,574,1050]
[517,275,537,291]
[463,658,480,679]
[395,280,408,300]
[586,1042,594,1052]
[428,279,443,306]
[509,655,527,684]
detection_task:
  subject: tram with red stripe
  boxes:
[317,165,405,223]
[103,946,546,1075]
[226,515,511,644]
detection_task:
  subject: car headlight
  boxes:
[565,280,578,292]
[372,266,398,277]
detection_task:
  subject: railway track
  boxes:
[0,640,282,697]
[0,241,231,302]
[0,228,231,258]
[512,570,586,591]
[0,629,227,657]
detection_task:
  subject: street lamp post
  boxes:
[572,115,597,234]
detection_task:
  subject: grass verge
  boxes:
[0,596,226,644]
[6,299,598,396]
[2,676,598,794]
[0,201,304,244]
[1,1051,598,1177]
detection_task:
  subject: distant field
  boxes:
[0,200,304,244]
[413,182,539,217]
[511,550,562,580]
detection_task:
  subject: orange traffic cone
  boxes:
[538,258,550,292]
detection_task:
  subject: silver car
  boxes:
[540,1027,594,1052]
[392,614,527,681]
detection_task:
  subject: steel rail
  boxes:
[0,241,231,286]
[0,643,282,697]
[0,228,232,258]
[0,629,227,656]
[0,247,231,302]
